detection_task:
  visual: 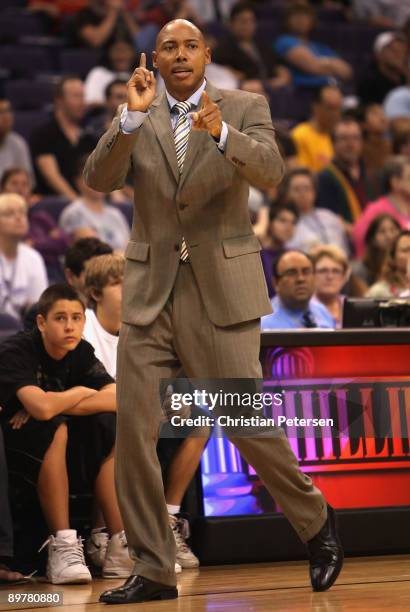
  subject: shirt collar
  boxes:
[166,79,206,112]
[273,296,311,318]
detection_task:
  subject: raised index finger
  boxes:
[201,91,211,108]
[139,52,146,69]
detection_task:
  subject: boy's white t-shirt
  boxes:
[83,308,118,379]
[0,243,48,320]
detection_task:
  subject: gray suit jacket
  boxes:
[84,82,284,327]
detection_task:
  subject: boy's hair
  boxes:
[65,237,113,277]
[84,253,125,310]
[38,284,85,318]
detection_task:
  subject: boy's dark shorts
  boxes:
[2,413,116,493]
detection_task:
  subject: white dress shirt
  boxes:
[120,78,228,151]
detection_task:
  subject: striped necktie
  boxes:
[173,101,191,262]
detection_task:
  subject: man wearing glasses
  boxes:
[261,250,336,329]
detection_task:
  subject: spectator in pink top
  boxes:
[353,156,410,256]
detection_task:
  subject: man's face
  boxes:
[0,199,28,240]
[37,299,85,356]
[230,10,256,42]
[378,39,407,70]
[0,100,13,140]
[270,209,297,244]
[153,21,211,99]
[275,252,315,310]
[58,80,86,123]
[107,83,128,116]
[2,171,32,202]
[333,122,363,166]
[364,104,388,134]
[314,88,342,132]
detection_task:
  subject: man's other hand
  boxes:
[191,91,222,139]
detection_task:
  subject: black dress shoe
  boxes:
[99,575,178,604]
[306,504,344,592]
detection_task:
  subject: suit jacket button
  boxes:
[179,203,187,210]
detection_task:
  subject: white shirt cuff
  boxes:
[217,121,228,151]
[120,106,149,134]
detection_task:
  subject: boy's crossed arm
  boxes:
[16,383,116,421]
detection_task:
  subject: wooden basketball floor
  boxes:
[1,555,409,612]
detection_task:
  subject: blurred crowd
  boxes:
[1,0,410,332]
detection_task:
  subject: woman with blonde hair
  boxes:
[310,244,350,328]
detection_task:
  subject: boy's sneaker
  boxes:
[169,514,199,569]
[102,531,134,579]
[39,530,91,584]
[86,529,109,568]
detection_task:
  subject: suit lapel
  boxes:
[148,82,224,187]
[178,82,223,190]
[149,93,179,183]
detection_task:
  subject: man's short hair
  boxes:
[312,84,341,106]
[230,1,256,20]
[331,116,362,142]
[105,78,128,100]
[38,284,85,318]
[53,76,82,100]
[65,238,113,277]
[84,253,125,310]
[272,249,312,279]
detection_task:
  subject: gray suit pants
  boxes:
[115,263,327,586]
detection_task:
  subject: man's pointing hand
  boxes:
[191,91,222,139]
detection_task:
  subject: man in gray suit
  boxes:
[85,19,343,604]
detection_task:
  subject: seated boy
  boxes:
[83,254,209,572]
[0,284,133,584]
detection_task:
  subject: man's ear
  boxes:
[90,289,101,304]
[65,268,74,286]
[205,46,211,66]
[36,313,46,333]
[152,50,158,69]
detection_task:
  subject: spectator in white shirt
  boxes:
[83,252,124,379]
[59,158,130,251]
[283,168,349,254]
[0,194,47,321]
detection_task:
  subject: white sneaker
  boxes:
[169,514,199,569]
[102,531,134,579]
[175,562,182,574]
[39,530,91,584]
[86,530,109,568]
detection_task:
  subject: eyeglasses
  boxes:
[315,267,344,277]
[277,267,313,279]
